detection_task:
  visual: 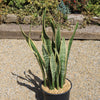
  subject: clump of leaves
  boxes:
[20,10,79,90]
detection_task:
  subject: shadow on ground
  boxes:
[11,70,43,100]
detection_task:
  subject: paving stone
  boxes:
[68,14,84,25]
[23,15,32,24]
[1,14,85,25]
[91,17,100,24]
[0,15,6,24]
[4,14,17,23]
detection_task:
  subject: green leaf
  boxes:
[64,23,79,84]
[42,9,49,39]
[42,9,52,54]
[56,64,60,89]
[52,38,55,54]
[50,19,56,53]
[42,44,52,88]
[55,49,60,89]
[33,51,46,86]
[55,25,61,53]
[50,19,55,38]
[50,53,57,89]
[20,26,46,86]
[42,44,50,74]
[59,37,66,88]
[66,23,79,68]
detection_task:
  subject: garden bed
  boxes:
[0,0,100,26]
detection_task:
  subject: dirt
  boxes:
[41,79,71,94]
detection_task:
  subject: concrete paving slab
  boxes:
[0,39,100,100]
[0,24,100,40]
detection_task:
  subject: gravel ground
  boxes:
[0,39,100,100]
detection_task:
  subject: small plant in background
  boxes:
[2,0,30,8]
[20,10,79,90]
[84,0,100,16]
[57,0,70,22]
[58,0,70,14]
[63,0,88,13]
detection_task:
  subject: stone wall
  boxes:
[0,14,85,25]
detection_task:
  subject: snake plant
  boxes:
[21,10,78,90]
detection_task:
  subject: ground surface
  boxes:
[0,39,100,100]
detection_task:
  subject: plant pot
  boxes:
[41,79,72,100]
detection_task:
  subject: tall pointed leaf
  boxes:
[64,23,79,83]
[50,19,55,38]
[50,53,57,89]
[55,49,61,74]
[52,38,55,54]
[20,26,30,47]
[33,51,46,86]
[55,25,61,53]
[55,49,60,89]
[59,38,66,88]
[42,44,50,74]
[56,64,60,89]
[42,9,49,39]
[42,44,52,88]
[20,27,46,86]
[65,23,79,69]
[49,19,55,53]
[42,9,52,54]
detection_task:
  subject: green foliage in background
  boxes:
[1,0,61,25]
[2,0,59,15]
[3,0,29,8]
[20,10,79,90]
[58,0,70,14]
[26,0,59,15]
[25,0,60,22]
[1,0,99,26]
[1,0,70,26]
[85,0,100,16]
[89,0,100,4]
